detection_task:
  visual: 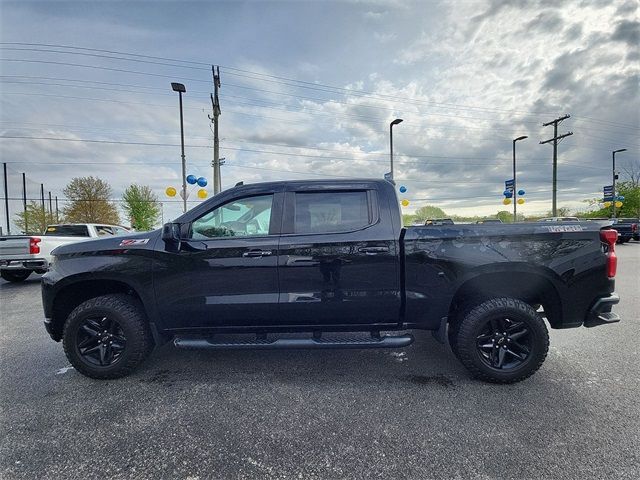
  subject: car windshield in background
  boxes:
[44,225,90,237]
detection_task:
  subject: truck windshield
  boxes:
[44,225,90,237]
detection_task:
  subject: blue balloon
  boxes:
[197,177,208,187]
[518,189,525,196]
[186,174,197,185]
[399,185,407,193]
[503,190,513,198]
[618,195,625,201]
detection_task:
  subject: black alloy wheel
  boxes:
[76,315,127,367]
[62,294,153,379]
[453,297,549,383]
[475,316,531,370]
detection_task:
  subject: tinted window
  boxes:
[44,225,90,237]
[191,194,273,239]
[294,191,370,234]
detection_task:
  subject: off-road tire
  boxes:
[1,269,32,282]
[454,297,549,384]
[62,294,153,379]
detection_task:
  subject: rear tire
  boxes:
[1,269,31,282]
[454,297,549,384]
[62,294,153,379]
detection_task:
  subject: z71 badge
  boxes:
[119,238,150,246]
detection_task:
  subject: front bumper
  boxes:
[43,318,60,341]
[584,293,620,328]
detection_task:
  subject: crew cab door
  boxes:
[154,191,283,329]
[277,185,401,326]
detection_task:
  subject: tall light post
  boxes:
[513,135,528,222]
[612,148,627,219]
[171,82,187,213]
[389,118,403,180]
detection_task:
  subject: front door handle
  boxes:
[242,249,273,258]
[358,246,390,254]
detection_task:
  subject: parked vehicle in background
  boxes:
[42,179,621,383]
[0,224,129,282]
[476,219,503,224]
[425,218,454,225]
[539,217,580,222]
[610,218,638,244]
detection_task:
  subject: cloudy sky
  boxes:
[1,0,638,226]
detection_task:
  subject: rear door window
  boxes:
[293,191,371,234]
[95,226,116,237]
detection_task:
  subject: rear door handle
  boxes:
[358,246,390,254]
[242,249,273,257]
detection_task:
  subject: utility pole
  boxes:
[209,65,222,194]
[612,148,627,218]
[55,195,59,223]
[48,191,53,219]
[540,114,573,216]
[40,183,45,232]
[22,173,27,233]
[2,163,9,235]
[512,136,528,223]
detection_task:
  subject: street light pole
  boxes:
[171,82,187,213]
[513,135,528,222]
[612,148,626,219]
[389,118,403,180]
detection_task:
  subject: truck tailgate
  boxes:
[0,237,31,257]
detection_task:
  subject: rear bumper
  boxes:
[0,258,48,270]
[584,293,620,328]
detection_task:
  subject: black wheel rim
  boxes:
[76,316,126,367]
[476,316,532,370]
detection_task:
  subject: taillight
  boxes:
[29,237,41,255]
[632,223,638,233]
[600,229,617,278]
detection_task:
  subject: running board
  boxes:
[173,333,414,350]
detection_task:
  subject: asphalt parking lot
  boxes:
[1,244,639,479]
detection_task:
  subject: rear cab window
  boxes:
[44,225,90,237]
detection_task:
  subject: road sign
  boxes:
[505,179,515,192]
[603,185,614,202]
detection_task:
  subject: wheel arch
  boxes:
[448,267,563,328]
[49,278,147,341]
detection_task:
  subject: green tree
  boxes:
[13,201,59,234]
[496,210,514,223]
[62,177,120,224]
[414,205,447,221]
[402,214,417,226]
[122,184,161,231]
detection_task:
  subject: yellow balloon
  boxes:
[503,198,512,205]
[615,201,623,208]
[517,198,525,205]
[401,199,409,207]
[197,189,208,199]
[165,186,177,197]
[603,201,611,208]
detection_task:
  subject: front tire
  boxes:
[1,269,32,282]
[454,298,549,383]
[62,294,153,379]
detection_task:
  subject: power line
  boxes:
[2,42,638,131]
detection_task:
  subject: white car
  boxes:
[0,223,129,282]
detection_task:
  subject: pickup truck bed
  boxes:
[41,179,621,383]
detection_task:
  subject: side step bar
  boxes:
[173,333,414,350]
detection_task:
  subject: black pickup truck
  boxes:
[42,179,621,383]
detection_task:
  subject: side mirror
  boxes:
[162,222,182,242]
